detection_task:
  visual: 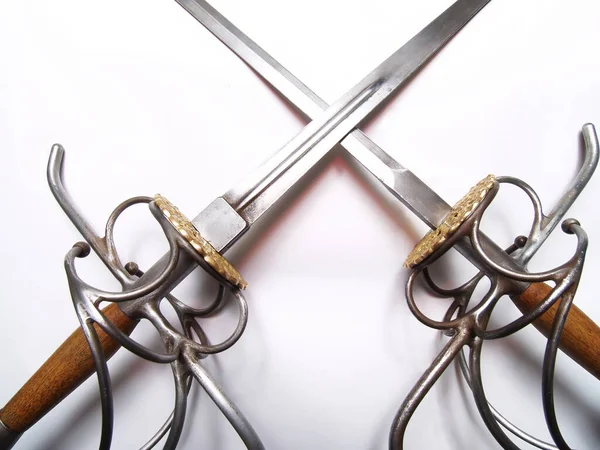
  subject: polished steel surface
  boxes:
[175,0,461,230]
[395,189,590,449]
[176,0,599,281]
[201,0,492,228]
[517,123,600,263]
[174,1,599,448]
[192,197,247,252]
[39,2,494,448]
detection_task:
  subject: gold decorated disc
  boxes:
[403,175,497,269]
[154,195,247,290]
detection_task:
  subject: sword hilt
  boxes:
[404,173,600,380]
[0,303,137,436]
[399,173,595,448]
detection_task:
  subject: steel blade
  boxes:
[182,0,491,253]
[173,0,450,224]
[45,0,493,309]
[174,0,569,278]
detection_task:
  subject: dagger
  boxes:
[174,0,600,380]
[0,1,492,448]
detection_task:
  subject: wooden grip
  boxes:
[514,283,600,380]
[2,285,598,435]
[0,303,138,433]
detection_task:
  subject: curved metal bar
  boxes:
[468,338,520,450]
[183,348,265,450]
[397,146,594,449]
[408,267,506,333]
[541,290,576,450]
[66,231,181,302]
[183,316,210,350]
[47,145,130,283]
[405,270,464,331]
[167,285,226,317]
[140,411,174,450]
[442,299,464,322]
[457,350,558,450]
[183,289,249,355]
[519,124,599,263]
[538,221,586,450]
[76,311,114,450]
[64,246,178,363]
[104,196,154,281]
[482,221,588,340]
[495,176,545,251]
[48,145,187,299]
[87,301,177,363]
[162,365,189,450]
[389,330,470,449]
[470,216,566,282]
[126,269,226,345]
[480,276,570,340]
[140,368,194,450]
[422,267,484,298]
[175,306,210,359]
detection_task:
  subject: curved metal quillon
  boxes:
[391,127,598,450]
[47,145,264,450]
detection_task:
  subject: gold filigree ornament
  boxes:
[404,175,497,269]
[153,195,248,290]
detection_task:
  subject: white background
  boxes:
[1,0,600,449]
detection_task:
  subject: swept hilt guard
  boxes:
[47,146,263,450]
[393,168,591,449]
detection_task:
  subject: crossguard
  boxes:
[47,146,263,450]
[393,168,591,449]
[153,194,247,289]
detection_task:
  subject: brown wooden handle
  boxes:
[514,282,600,380]
[0,303,138,433]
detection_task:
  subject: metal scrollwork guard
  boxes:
[393,124,599,450]
[43,126,598,450]
[48,145,264,450]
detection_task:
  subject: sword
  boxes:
[0,1,491,448]
[172,1,600,447]
[175,0,600,378]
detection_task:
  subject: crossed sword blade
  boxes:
[0,1,492,447]
[175,0,600,357]
[182,0,600,274]
[51,0,493,297]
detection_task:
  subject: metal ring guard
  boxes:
[48,144,263,450]
[45,122,598,450]
[394,172,590,450]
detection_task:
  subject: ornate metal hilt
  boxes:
[392,124,599,449]
[48,145,264,449]
[41,124,599,450]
